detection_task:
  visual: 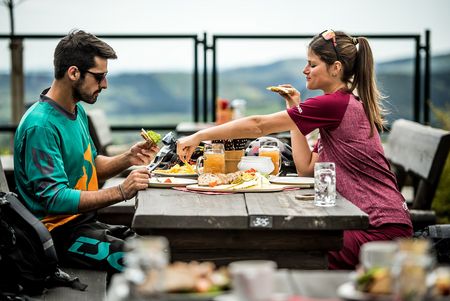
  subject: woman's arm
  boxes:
[276,84,317,176]
[177,111,297,161]
[290,129,318,176]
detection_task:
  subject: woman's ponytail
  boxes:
[350,37,385,135]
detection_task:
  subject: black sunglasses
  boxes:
[84,70,108,84]
[320,30,341,62]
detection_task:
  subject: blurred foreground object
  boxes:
[392,239,434,301]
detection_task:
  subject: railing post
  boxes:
[193,36,199,123]
[212,36,217,123]
[202,32,208,122]
[10,37,24,125]
[414,35,421,123]
[423,30,431,125]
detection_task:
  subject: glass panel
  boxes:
[217,39,416,124]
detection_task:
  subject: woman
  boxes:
[177,30,412,269]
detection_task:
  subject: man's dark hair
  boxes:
[53,29,117,79]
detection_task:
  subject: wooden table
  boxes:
[132,188,369,269]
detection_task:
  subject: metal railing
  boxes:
[0,30,432,135]
[0,33,203,133]
[205,31,431,125]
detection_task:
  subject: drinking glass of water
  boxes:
[314,162,336,207]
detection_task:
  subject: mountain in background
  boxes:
[0,53,449,126]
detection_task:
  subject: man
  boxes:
[13,30,157,273]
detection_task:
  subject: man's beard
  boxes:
[73,81,100,105]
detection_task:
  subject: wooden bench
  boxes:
[384,119,450,230]
[0,154,15,192]
[0,157,9,192]
[38,268,107,301]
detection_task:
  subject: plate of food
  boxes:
[135,261,230,300]
[186,169,286,193]
[337,267,394,301]
[269,176,314,187]
[152,163,198,178]
[186,183,285,193]
[149,177,198,188]
[337,281,393,301]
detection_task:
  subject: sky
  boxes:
[0,0,449,73]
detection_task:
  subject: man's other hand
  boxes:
[128,141,159,166]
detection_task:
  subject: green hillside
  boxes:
[0,53,449,127]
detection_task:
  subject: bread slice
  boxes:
[198,171,244,186]
[198,173,223,186]
[266,86,294,94]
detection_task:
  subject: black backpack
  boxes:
[415,224,450,263]
[0,191,87,296]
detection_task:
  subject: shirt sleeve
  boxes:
[287,92,350,136]
[24,125,80,214]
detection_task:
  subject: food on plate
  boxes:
[141,128,162,145]
[137,261,230,295]
[434,269,450,296]
[198,173,227,187]
[198,169,271,189]
[266,85,295,94]
[154,163,197,175]
[198,171,243,187]
[356,267,392,295]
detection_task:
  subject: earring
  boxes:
[332,73,337,77]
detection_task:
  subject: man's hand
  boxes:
[128,141,159,166]
[120,168,150,199]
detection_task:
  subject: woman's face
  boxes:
[302,48,335,93]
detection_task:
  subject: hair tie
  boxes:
[352,37,359,45]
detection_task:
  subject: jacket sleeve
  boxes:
[23,125,80,214]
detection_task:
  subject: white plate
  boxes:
[337,282,394,301]
[152,171,198,178]
[185,184,286,193]
[269,176,314,187]
[149,177,198,188]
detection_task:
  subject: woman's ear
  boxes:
[334,61,343,74]
[67,66,79,81]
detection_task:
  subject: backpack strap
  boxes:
[3,192,58,261]
[50,267,88,291]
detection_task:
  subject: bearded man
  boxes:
[14,30,157,274]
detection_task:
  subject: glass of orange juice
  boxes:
[196,144,225,174]
[259,144,280,175]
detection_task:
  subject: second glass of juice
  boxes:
[259,145,280,175]
[202,143,225,174]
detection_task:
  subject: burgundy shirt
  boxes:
[287,90,412,228]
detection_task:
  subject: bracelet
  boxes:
[118,184,127,201]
